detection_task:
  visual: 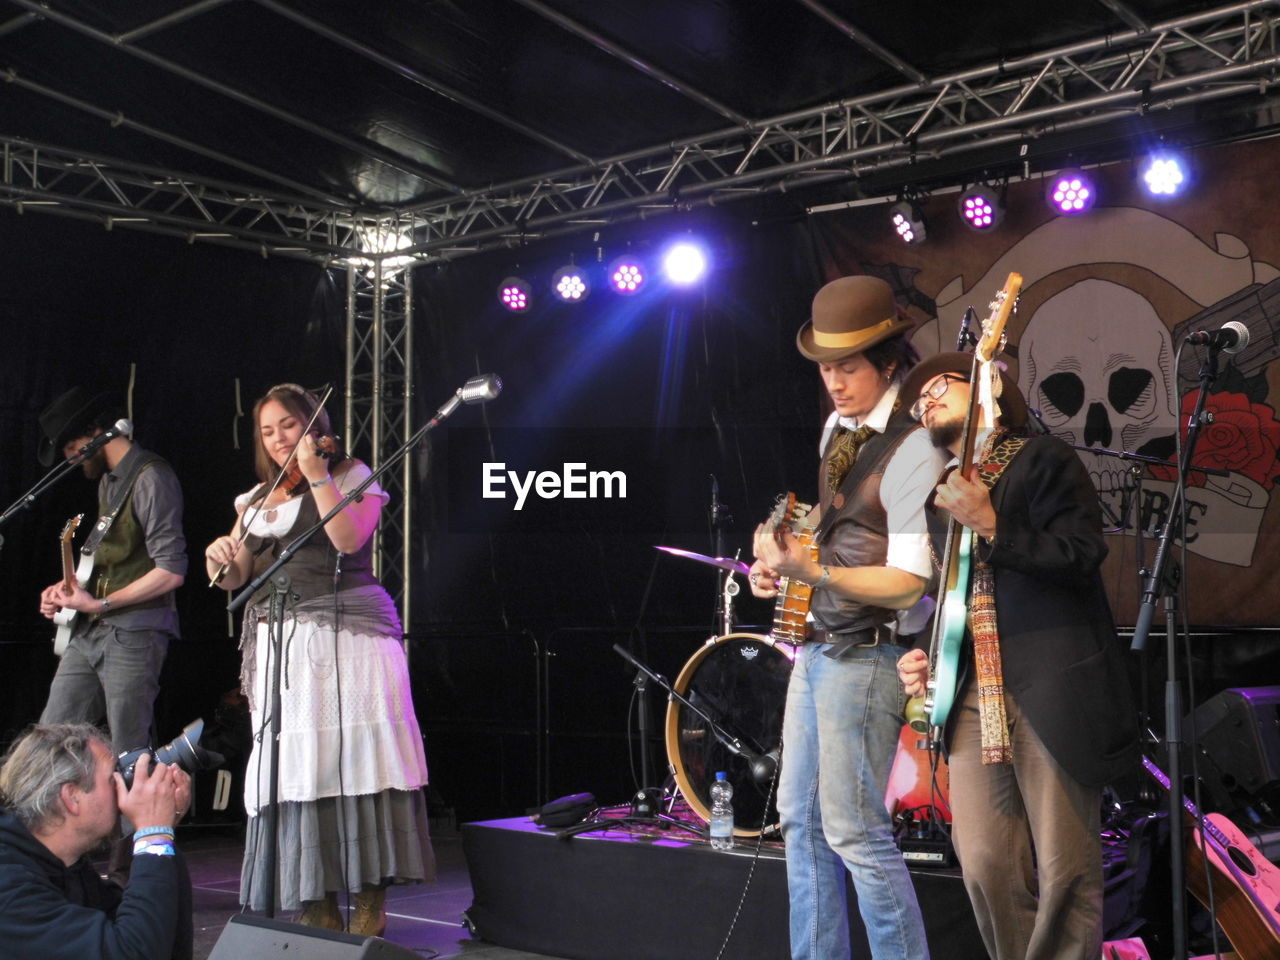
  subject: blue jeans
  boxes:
[778,642,928,960]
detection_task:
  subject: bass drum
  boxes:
[664,633,794,836]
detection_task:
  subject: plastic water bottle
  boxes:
[709,771,734,851]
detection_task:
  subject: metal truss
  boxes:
[3,1,1279,268]
[344,261,415,633]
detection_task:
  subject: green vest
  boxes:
[91,462,169,613]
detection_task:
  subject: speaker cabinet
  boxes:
[209,915,422,960]
[1184,686,1280,813]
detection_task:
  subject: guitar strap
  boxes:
[80,451,162,558]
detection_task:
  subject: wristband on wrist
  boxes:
[99,596,112,614]
[133,825,175,841]
[811,564,831,589]
[310,477,332,488]
[133,840,175,857]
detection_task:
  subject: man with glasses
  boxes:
[749,275,947,960]
[896,352,1137,960]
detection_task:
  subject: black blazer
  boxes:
[935,434,1139,788]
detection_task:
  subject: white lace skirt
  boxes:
[242,610,429,815]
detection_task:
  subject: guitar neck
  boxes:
[1141,756,1234,851]
[61,540,77,592]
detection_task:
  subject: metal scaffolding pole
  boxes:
[344,259,414,635]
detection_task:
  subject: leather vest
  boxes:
[243,482,380,605]
[809,408,918,633]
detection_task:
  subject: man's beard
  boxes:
[78,450,107,480]
[928,415,964,450]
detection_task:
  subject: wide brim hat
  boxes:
[37,386,114,466]
[900,351,1029,431]
[795,275,917,362]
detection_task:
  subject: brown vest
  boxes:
[809,408,918,633]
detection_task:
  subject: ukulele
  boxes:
[905,272,1021,736]
[51,514,90,656]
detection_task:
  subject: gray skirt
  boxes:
[240,788,436,911]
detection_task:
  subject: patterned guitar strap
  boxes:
[966,431,1028,765]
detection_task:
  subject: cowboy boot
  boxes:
[349,885,387,938]
[296,892,343,931]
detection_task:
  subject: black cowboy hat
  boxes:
[900,351,1029,431]
[795,275,918,363]
[37,386,116,466]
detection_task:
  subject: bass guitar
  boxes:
[765,493,817,645]
[906,272,1021,736]
[1143,755,1280,960]
[52,514,91,656]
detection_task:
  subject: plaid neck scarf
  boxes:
[964,431,1028,765]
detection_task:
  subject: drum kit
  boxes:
[645,544,791,837]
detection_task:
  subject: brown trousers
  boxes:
[948,682,1103,960]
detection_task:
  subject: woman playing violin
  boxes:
[203,383,433,935]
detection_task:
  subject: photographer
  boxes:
[0,723,193,960]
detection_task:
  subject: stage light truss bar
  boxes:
[0,2,1275,267]
[344,263,414,632]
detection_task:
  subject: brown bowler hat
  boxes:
[900,351,1029,431]
[795,276,917,362]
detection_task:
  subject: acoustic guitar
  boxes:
[1143,755,1280,960]
[765,492,816,645]
[906,272,1021,736]
[52,514,91,656]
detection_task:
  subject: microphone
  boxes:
[75,419,132,460]
[748,746,781,784]
[431,374,503,423]
[458,373,503,404]
[956,306,976,351]
[1185,320,1249,355]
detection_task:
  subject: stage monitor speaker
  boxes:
[208,915,422,960]
[1184,686,1280,814]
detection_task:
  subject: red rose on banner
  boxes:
[1149,391,1280,489]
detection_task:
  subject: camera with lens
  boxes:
[116,718,224,789]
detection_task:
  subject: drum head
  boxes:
[664,633,793,836]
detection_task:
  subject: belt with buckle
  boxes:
[810,624,895,659]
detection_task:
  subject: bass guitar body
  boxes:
[925,529,970,730]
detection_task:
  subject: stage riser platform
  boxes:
[462,818,985,960]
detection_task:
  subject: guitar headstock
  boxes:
[767,493,813,545]
[59,514,83,543]
[975,272,1022,364]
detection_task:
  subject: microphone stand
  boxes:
[226,381,494,916]
[0,454,87,556]
[1130,343,1225,960]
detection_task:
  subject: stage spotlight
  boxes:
[1046,170,1096,216]
[608,256,646,295]
[1142,154,1187,197]
[957,185,1004,232]
[552,264,590,302]
[662,241,708,286]
[498,276,531,313]
[889,201,926,245]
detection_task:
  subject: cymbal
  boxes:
[655,545,750,577]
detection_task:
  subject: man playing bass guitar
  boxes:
[897,353,1138,960]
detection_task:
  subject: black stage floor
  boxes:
[172,813,986,960]
[164,825,569,960]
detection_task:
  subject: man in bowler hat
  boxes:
[749,276,947,960]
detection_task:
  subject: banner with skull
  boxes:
[813,138,1280,624]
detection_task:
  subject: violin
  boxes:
[281,433,347,496]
